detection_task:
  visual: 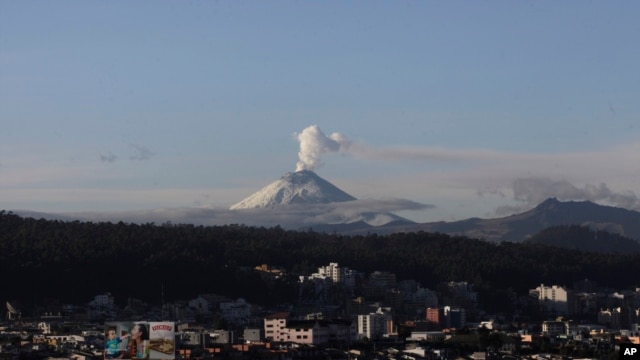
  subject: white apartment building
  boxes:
[317,263,342,283]
[357,307,393,340]
[305,262,357,287]
[264,312,290,342]
[264,314,354,345]
[532,284,573,315]
[284,320,330,345]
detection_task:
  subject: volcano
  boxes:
[230,170,357,209]
[229,170,411,227]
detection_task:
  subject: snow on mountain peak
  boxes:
[229,170,356,210]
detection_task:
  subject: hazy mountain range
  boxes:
[10,170,640,251]
[247,171,640,247]
[315,197,640,243]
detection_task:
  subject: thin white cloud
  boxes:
[494,177,640,215]
[29,198,432,228]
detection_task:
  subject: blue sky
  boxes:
[2,1,640,224]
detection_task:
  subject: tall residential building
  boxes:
[317,263,342,283]
[444,306,466,329]
[532,284,573,315]
[264,312,290,342]
[357,308,393,340]
[306,263,357,287]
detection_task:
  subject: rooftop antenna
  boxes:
[6,302,20,321]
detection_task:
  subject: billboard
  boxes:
[105,322,175,360]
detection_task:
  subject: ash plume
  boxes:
[294,125,351,172]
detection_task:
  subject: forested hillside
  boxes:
[525,225,640,253]
[1,211,639,308]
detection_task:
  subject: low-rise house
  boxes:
[264,313,353,346]
[283,320,329,345]
[542,320,572,337]
[46,335,85,347]
[408,331,445,342]
[243,328,263,343]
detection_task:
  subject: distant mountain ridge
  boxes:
[327,198,640,243]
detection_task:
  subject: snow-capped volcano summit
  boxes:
[230,170,356,210]
[229,170,413,227]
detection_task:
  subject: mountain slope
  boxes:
[229,170,411,226]
[524,225,640,253]
[340,198,640,243]
[230,170,356,209]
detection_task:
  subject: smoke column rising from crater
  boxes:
[295,125,352,172]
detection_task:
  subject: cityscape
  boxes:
[4,2,640,360]
[2,262,639,360]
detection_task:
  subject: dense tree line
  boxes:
[1,211,639,309]
[524,224,640,253]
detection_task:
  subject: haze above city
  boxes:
[2,1,640,225]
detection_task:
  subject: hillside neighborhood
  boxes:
[2,262,639,360]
